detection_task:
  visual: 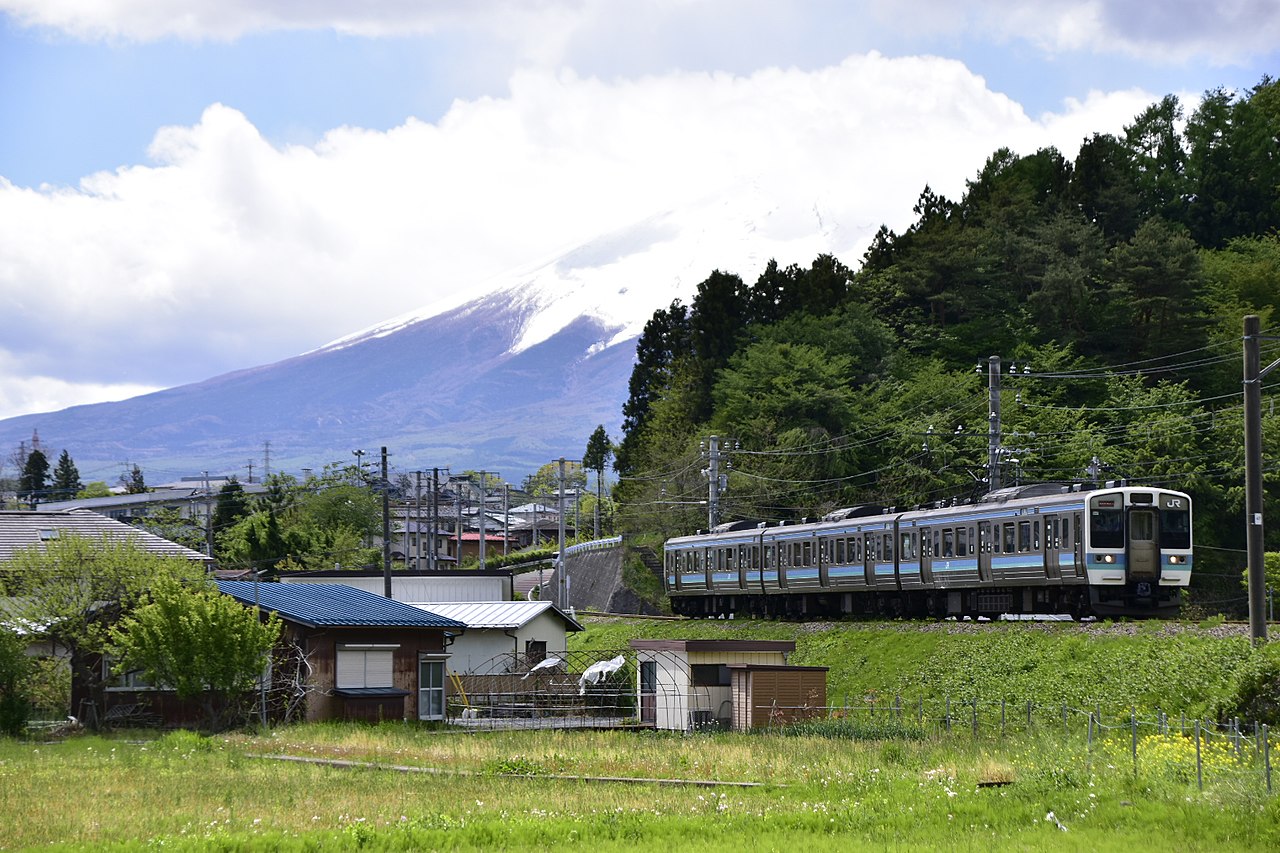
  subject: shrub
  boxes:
[1214,641,1280,725]
[0,629,33,736]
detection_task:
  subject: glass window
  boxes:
[956,527,968,557]
[1003,523,1016,553]
[941,529,954,558]
[1018,521,1032,553]
[1090,508,1125,549]
[691,664,731,687]
[1130,511,1154,542]
[418,658,445,721]
[835,538,846,564]
[1160,509,1190,549]
[900,531,915,560]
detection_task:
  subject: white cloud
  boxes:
[0,52,1158,419]
[5,0,1278,66]
[0,353,159,420]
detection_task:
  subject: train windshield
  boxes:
[1161,508,1191,549]
[1089,507,1125,549]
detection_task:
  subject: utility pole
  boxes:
[455,478,463,567]
[503,483,510,556]
[988,355,1002,492]
[557,457,567,611]
[430,467,439,571]
[478,470,487,569]
[262,440,272,481]
[381,447,391,598]
[202,470,214,557]
[245,460,254,484]
[1244,315,1273,642]
[704,435,722,529]
[415,471,423,570]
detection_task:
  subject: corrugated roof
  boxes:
[215,581,466,629]
[409,600,583,632]
[0,509,212,565]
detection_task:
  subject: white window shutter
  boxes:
[336,650,363,689]
[366,651,394,688]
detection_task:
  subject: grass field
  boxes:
[2,721,1278,851]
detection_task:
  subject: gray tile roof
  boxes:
[0,509,212,565]
[215,581,467,630]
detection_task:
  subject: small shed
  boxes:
[728,664,829,731]
[409,601,584,674]
[629,639,801,731]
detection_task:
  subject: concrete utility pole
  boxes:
[203,470,214,557]
[1243,315,1273,642]
[456,480,463,566]
[430,467,439,571]
[705,435,722,529]
[503,483,510,556]
[381,447,392,598]
[478,470,487,569]
[557,457,568,611]
[414,471,423,570]
[988,355,1002,492]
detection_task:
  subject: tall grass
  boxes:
[2,724,1278,851]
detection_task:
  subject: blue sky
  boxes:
[1,0,1278,426]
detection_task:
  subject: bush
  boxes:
[0,629,33,736]
[1214,641,1280,725]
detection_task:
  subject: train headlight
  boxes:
[1101,554,1115,564]
[1168,555,1184,565]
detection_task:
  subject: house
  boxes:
[0,508,213,567]
[279,568,514,602]
[213,581,466,723]
[408,601,584,675]
[629,639,827,732]
[74,581,463,727]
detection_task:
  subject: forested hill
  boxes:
[614,78,1280,613]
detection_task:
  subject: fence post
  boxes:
[1196,721,1203,792]
[895,694,902,724]
[1265,724,1272,795]
[1131,707,1138,775]
[1181,710,1186,737]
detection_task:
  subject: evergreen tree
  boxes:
[50,450,82,500]
[18,449,49,503]
[583,425,613,538]
[212,477,250,532]
[121,465,147,494]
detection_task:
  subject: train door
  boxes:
[977,521,993,583]
[1043,515,1061,580]
[1073,512,1085,577]
[918,526,933,584]
[863,533,876,586]
[1127,505,1159,579]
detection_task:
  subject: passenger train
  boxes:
[664,483,1192,619]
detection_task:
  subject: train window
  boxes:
[1131,511,1154,542]
[941,529,954,558]
[883,533,894,561]
[835,538,845,563]
[1018,521,1032,552]
[1062,517,1071,548]
[802,541,813,567]
[764,547,773,569]
[956,527,967,557]
[1033,521,1040,550]
[1161,506,1190,549]
[749,546,759,569]
[1003,523,1016,553]
[900,532,914,560]
[1090,507,1125,549]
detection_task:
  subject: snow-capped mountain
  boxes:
[0,187,866,482]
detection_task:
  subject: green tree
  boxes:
[0,628,33,736]
[1,534,207,725]
[522,461,587,497]
[109,577,281,731]
[120,465,147,494]
[212,477,250,532]
[50,450,82,501]
[583,425,613,538]
[76,481,112,499]
[18,448,49,503]
[133,507,206,553]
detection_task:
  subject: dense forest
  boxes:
[613,78,1280,614]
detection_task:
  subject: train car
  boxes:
[664,483,1192,619]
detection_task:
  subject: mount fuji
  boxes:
[0,188,864,482]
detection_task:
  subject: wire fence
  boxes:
[765,694,1274,795]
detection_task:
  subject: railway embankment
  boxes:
[571,614,1279,723]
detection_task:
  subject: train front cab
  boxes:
[1086,488,1192,616]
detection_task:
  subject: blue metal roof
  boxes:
[215,581,466,630]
